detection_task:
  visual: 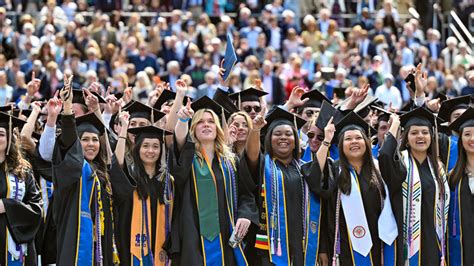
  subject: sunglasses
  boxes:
[305,110,319,117]
[243,106,262,113]
[307,132,325,141]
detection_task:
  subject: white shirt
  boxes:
[263,74,273,103]
[374,84,402,110]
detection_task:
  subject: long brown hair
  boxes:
[337,127,385,197]
[450,129,469,188]
[4,130,32,180]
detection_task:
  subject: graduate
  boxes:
[227,111,253,156]
[447,107,474,265]
[171,96,258,265]
[229,88,268,120]
[0,111,42,265]
[386,107,450,265]
[112,114,174,266]
[52,83,120,265]
[437,95,471,172]
[244,107,327,265]
[314,111,398,266]
[371,106,391,159]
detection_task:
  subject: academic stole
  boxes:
[448,176,462,266]
[39,176,53,222]
[192,149,247,265]
[446,135,458,173]
[335,168,398,266]
[4,173,27,265]
[401,150,450,265]
[130,191,153,265]
[76,161,95,266]
[130,188,173,266]
[262,154,321,265]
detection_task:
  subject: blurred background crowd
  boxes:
[0,0,472,110]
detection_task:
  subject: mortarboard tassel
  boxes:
[6,105,13,156]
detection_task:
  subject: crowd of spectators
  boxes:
[0,0,472,110]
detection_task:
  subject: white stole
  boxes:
[6,173,28,260]
[340,167,398,257]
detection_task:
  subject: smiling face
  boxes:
[230,115,249,143]
[80,132,100,161]
[271,124,295,160]
[461,126,474,155]
[407,125,431,153]
[342,129,367,161]
[241,101,261,120]
[450,108,466,124]
[307,124,324,153]
[139,138,161,165]
[194,111,217,143]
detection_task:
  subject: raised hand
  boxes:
[414,63,427,97]
[228,125,238,145]
[84,88,100,112]
[426,98,441,113]
[27,71,41,97]
[88,82,101,95]
[177,98,194,120]
[349,84,370,106]
[60,74,73,107]
[123,85,133,105]
[252,114,267,131]
[255,78,262,90]
[218,59,227,85]
[323,116,336,143]
[286,86,309,110]
[175,79,187,95]
[119,111,130,128]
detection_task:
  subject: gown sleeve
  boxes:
[236,157,259,225]
[30,145,53,182]
[169,134,196,188]
[109,156,136,203]
[378,133,407,193]
[301,158,336,199]
[3,171,42,244]
[437,132,449,167]
[51,114,84,189]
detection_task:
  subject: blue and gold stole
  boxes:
[262,154,321,265]
[192,150,247,265]
[446,135,458,172]
[448,175,462,266]
[76,161,95,265]
[4,173,27,266]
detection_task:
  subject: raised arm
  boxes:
[245,114,266,174]
[316,117,335,172]
[114,111,129,167]
[174,98,194,152]
[166,80,187,148]
[39,93,62,161]
[20,101,42,154]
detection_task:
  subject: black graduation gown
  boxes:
[29,147,57,264]
[52,114,116,266]
[110,158,170,266]
[377,133,407,266]
[242,152,327,265]
[169,136,258,265]
[449,172,474,265]
[0,168,42,265]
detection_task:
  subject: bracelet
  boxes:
[179,117,190,123]
[322,140,331,146]
[119,136,127,140]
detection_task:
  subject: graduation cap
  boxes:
[434,93,447,102]
[297,89,331,113]
[222,33,238,82]
[400,107,441,129]
[262,107,307,135]
[0,106,42,119]
[213,88,239,116]
[371,106,392,123]
[449,107,474,134]
[123,101,165,123]
[404,73,416,92]
[0,111,28,155]
[354,96,379,118]
[153,89,191,110]
[75,112,106,135]
[128,125,172,142]
[334,111,377,143]
[191,96,228,118]
[315,100,338,130]
[438,95,471,122]
[72,89,107,105]
[229,88,268,108]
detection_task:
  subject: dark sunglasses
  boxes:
[307,132,325,141]
[243,106,262,113]
[305,110,319,117]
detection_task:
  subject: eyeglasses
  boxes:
[305,110,319,117]
[243,106,262,113]
[307,132,325,141]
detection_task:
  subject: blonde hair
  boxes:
[190,109,233,160]
[228,111,253,131]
